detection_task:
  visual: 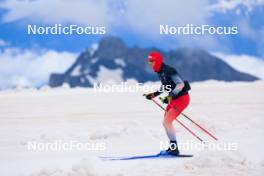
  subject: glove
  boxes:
[159,96,171,104]
[145,93,155,100]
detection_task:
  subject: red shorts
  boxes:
[165,94,190,120]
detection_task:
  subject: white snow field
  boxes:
[0,81,263,176]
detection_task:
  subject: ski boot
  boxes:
[166,141,180,156]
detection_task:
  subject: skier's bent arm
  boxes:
[169,74,184,98]
[153,86,164,96]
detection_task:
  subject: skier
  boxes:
[145,51,191,155]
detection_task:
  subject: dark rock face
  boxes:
[49,36,258,87]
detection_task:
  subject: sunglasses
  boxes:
[148,61,153,65]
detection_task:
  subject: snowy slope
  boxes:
[0,81,263,176]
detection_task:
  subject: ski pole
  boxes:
[175,119,204,142]
[145,96,204,142]
[172,106,218,141]
[143,94,166,111]
[155,94,218,141]
[150,97,166,111]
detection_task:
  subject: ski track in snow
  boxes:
[0,81,263,176]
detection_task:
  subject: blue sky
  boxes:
[0,0,264,88]
[0,0,263,55]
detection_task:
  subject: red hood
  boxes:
[148,51,163,72]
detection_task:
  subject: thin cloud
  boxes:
[213,52,264,79]
[0,0,111,25]
[209,0,264,13]
[122,0,209,35]
[0,39,8,46]
[0,47,76,88]
[1,0,264,57]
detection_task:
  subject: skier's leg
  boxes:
[163,109,180,142]
[163,94,190,141]
[163,109,180,155]
[162,94,190,155]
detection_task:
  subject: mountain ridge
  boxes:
[49,36,258,87]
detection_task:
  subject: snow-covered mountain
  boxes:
[49,36,258,87]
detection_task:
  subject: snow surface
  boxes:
[114,58,126,67]
[90,57,98,64]
[89,43,99,56]
[0,81,263,176]
[70,65,81,76]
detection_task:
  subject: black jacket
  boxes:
[154,63,190,99]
